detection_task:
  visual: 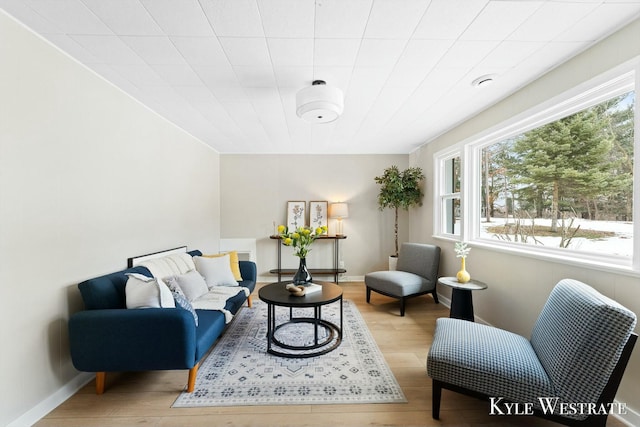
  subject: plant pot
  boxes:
[388,256,398,271]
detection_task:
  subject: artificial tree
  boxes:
[375,165,425,258]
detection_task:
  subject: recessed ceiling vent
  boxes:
[472,74,497,88]
[296,80,344,124]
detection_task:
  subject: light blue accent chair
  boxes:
[365,243,440,316]
[427,279,637,427]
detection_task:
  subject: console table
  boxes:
[270,235,346,283]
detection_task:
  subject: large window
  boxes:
[435,68,637,269]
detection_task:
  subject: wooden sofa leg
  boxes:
[366,287,371,303]
[247,295,253,308]
[432,379,442,419]
[400,298,406,317]
[95,372,106,395]
[187,364,199,393]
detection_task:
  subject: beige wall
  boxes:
[220,154,409,281]
[410,17,640,424]
[0,12,220,426]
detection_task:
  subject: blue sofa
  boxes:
[69,250,257,394]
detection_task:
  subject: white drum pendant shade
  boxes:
[296,80,344,124]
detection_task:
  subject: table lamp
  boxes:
[329,202,349,236]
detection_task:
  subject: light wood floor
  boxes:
[36,282,626,427]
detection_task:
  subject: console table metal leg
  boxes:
[277,243,282,282]
[334,239,339,283]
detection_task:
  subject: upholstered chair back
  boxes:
[396,243,441,282]
[530,279,637,406]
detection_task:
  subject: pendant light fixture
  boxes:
[296,80,344,124]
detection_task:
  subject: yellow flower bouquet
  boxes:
[278,225,328,258]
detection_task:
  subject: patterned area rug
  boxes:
[172,299,406,407]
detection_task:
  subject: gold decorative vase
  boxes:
[456,258,471,283]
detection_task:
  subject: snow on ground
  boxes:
[479,217,633,257]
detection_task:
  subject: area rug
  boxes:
[172,299,406,407]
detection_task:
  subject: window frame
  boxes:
[434,150,462,238]
[434,62,639,273]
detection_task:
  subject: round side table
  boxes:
[437,277,487,322]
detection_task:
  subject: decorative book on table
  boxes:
[304,283,322,295]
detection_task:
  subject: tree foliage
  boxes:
[513,108,614,231]
[375,165,425,256]
[482,91,635,233]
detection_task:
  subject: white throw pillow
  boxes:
[125,273,175,309]
[194,254,238,288]
[173,270,209,301]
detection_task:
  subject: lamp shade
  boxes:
[329,203,349,219]
[296,80,344,124]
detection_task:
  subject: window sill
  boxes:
[433,235,639,278]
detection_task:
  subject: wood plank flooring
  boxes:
[36,282,626,427]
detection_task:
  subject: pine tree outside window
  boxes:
[480,90,634,258]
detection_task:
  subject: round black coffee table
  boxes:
[258,281,343,358]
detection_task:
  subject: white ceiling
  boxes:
[2,0,640,154]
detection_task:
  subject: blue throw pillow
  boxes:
[165,276,198,326]
[173,292,199,327]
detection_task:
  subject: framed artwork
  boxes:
[286,201,306,231]
[309,201,328,230]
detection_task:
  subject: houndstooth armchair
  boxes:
[427,279,637,427]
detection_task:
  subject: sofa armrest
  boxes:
[69,308,197,372]
[239,261,256,282]
[238,261,257,298]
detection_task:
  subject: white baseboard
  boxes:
[8,372,93,427]
[614,402,640,426]
[257,275,364,283]
[337,275,364,282]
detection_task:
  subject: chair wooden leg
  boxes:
[187,364,199,393]
[247,295,253,308]
[432,379,442,419]
[366,287,371,303]
[400,298,406,316]
[95,372,106,395]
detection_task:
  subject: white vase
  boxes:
[388,256,398,271]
